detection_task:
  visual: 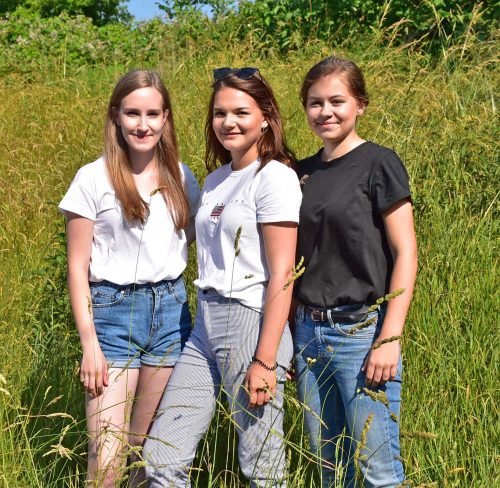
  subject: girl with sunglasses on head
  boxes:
[144,67,302,487]
[293,57,417,487]
[59,70,200,487]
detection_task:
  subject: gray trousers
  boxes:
[144,289,293,487]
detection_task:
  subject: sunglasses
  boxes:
[213,67,261,81]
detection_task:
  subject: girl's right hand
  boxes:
[80,344,109,398]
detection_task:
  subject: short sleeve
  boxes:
[256,161,302,223]
[181,163,201,217]
[58,165,97,220]
[371,151,411,213]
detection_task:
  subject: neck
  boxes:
[231,146,259,171]
[128,149,156,175]
[322,134,365,161]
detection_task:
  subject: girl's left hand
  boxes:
[362,339,400,388]
[244,363,277,408]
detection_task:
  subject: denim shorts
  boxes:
[89,276,192,368]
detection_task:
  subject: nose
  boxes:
[320,102,333,117]
[222,114,236,128]
[137,115,148,131]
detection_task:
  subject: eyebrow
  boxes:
[121,106,162,111]
[308,94,346,99]
[213,106,251,111]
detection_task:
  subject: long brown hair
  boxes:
[205,72,295,173]
[104,70,189,229]
[300,56,369,109]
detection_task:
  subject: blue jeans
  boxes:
[294,304,404,488]
[90,276,192,368]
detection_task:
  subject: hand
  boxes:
[361,339,400,388]
[80,343,109,398]
[244,362,277,408]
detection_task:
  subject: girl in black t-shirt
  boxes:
[294,57,417,487]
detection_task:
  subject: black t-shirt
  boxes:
[295,141,411,308]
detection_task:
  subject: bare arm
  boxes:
[185,217,196,246]
[245,222,297,408]
[66,212,108,397]
[362,199,417,387]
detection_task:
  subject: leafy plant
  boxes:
[0,0,131,26]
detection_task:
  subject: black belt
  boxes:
[305,305,372,324]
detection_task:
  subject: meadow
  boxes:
[0,24,498,487]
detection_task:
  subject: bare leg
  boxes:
[128,365,174,487]
[86,368,139,488]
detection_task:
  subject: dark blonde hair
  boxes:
[300,56,369,108]
[104,70,189,229]
[205,72,294,173]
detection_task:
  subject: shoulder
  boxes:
[297,149,322,178]
[364,142,411,211]
[178,161,199,185]
[73,156,107,182]
[255,160,302,221]
[362,142,405,168]
[260,159,299,180]
[179,161,195,177]
[179,162,201,212]
[256,160,301,201]
[203,163,231,187]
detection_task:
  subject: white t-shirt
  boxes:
[194,159,302,311]
[59,157,201,285]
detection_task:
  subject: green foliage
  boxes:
[0,0,496,74]
[161,0,499,52]
[0,0,131,25]
[0,9,168,75]
[159,0,235,21]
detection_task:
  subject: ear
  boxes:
[261,119,269,130]
[356,103,366,116]
[162,109,169,126]
[111,106,120,126]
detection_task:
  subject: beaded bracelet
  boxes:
[251,356,278,371]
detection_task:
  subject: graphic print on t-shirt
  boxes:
[209,203,225,223]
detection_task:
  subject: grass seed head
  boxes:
[348,316,377,334]
[372,335,402,350]
[234,225,242,256]
[150,186,167,196]
[362,387,389,408]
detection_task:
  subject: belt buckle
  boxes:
[311,308,326,322]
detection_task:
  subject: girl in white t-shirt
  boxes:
[59,70,200,487]
[144,68,302,486]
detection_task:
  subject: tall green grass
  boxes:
[0,29,498,486]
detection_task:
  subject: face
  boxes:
[306,74,365,145]
[212,87,268,161]
[114,87,168,158]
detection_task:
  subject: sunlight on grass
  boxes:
[0,25,497,487]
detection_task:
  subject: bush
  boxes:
[0,9,169,76]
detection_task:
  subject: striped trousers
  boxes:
[144,289,293,487]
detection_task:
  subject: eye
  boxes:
[125,110,139,116]
[213,110,225,117]
[147,111,161,117]
[307,100,320,107]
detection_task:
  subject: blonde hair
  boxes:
[104,70,189,229]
